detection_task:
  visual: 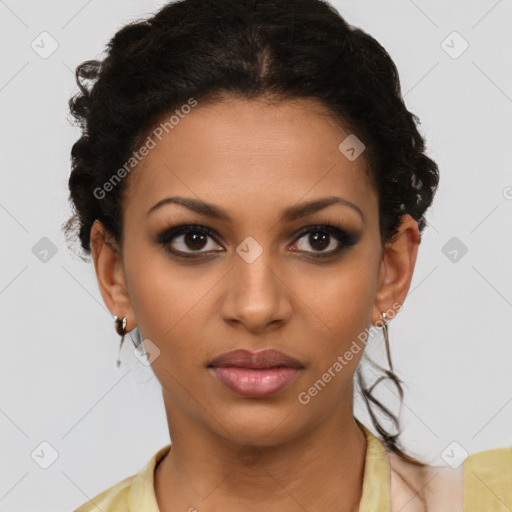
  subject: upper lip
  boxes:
[208,349,304,369]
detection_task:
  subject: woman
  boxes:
[64,0,511,510]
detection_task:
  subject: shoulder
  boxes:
[387,451,464,511]
[463,446,512,511]
[73,474,134,512]
[72,443,171,512]
[387,446,512,511]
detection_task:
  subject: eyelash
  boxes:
[155,221,360,260]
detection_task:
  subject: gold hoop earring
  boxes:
[381,311,393,372]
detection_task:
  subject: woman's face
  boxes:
[92,96,419,446]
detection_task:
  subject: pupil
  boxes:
[310,231,329,251]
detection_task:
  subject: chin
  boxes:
[210,403,306,447]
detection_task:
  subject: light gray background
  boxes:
[1,1,511,511]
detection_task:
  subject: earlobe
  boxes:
[90,220,135,326]
[372,214,421,324]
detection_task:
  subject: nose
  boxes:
[219,248,293,334]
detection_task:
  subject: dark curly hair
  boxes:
[63,0,439,481]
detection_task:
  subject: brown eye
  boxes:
[156,225,224,256]
[293,229,339,254]
[289,225,360,257]
[306,231,331,251]
[182,232,208,251]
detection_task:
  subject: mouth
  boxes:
[208,348,304,369]
[207,348,304,398]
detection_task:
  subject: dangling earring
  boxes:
[114,315,141,367]
[114,316,127,368]
[381,311,393,372]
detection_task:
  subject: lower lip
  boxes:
[210,367,301,397]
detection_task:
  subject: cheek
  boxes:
[290,255,379,376]
[298,257,378,334]
[123,248,219,377]
[122,246,179,343]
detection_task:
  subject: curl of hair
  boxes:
[63,0,439,473]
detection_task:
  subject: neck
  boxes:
[155,395,367,512]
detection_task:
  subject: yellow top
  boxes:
[74,423,512,512]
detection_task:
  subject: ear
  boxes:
[90,220,136,331]
[372,214,421,325]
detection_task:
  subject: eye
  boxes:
[289,224,359,257]
[156,224,223,257]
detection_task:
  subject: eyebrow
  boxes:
[146,196,364,224]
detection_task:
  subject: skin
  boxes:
[90,96,420,512]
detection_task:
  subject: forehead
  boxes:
[123,97,376,222]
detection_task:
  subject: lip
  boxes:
[208,348,303,369]
[211,367,301,397]
[208,349,304,398]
